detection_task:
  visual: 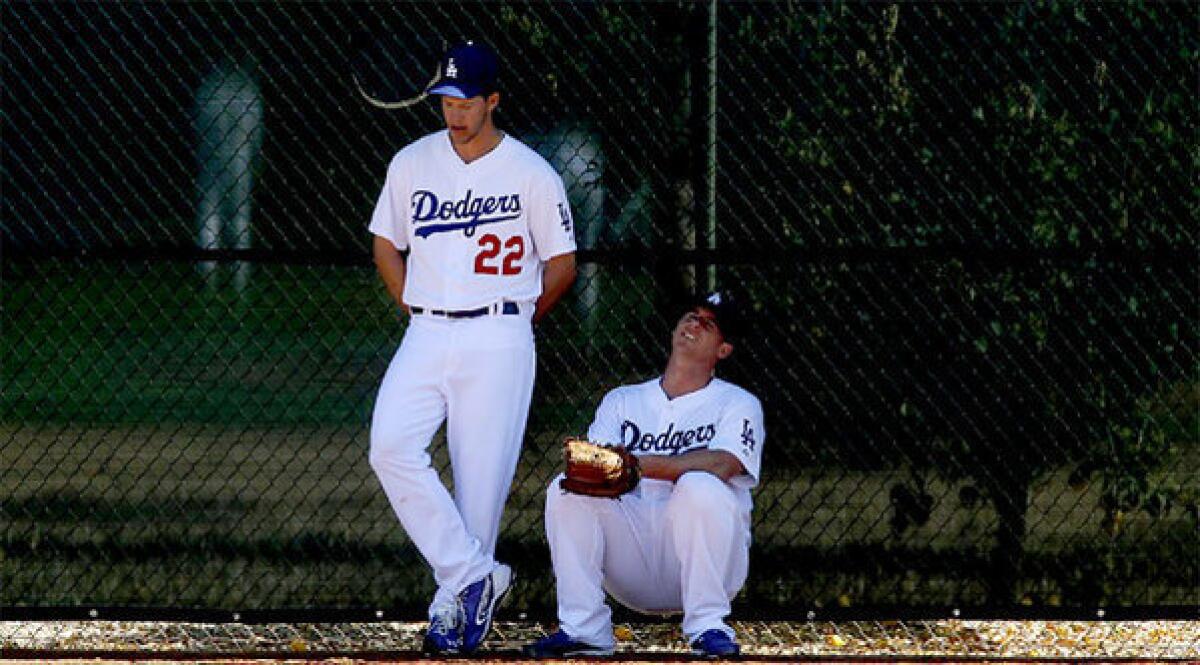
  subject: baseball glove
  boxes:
[560,437,641,498]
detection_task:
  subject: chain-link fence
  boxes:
[3,0,1196,628]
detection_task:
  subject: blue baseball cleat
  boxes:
[421,603,463,655]
[523,629,615,658]
[690,629,741,658]
[458,563,513,653]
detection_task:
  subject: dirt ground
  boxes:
[2,619,1198,662]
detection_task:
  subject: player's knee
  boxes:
[545,473,567,497]
[545,473,579,513]
[367,434,426,474]
[545,473,598,518]
[366,443,393,474]
[669,471,735,515]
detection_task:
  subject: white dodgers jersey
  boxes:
[587,377,766,499]
[369,131,577,310]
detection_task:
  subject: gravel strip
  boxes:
[2,619,1197,659]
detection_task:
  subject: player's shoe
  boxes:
[522,629,615,658]
[457,562,513,653]
[690,629,741,659]
[420,603,463,655]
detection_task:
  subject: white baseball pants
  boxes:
[545,471,752,647]
[369,312,534,617]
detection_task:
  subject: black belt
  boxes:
[411,302,519,319]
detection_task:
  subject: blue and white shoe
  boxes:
[421,603,463,655]
[522,629,615,658]
[458,563,513,653]
[690,629,741,658]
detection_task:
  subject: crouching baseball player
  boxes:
[524,292,765,659]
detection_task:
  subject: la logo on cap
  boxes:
[707,293,723,306]
[446,58,458,78]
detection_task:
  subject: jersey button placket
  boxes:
[448,173,468,302]
[659,406,674,456]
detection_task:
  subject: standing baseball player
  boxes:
[367,40,577,655]
[525,292,765,659]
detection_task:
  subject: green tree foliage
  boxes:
[719,1,1195,603]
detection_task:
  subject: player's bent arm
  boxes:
[639,449,746,484]
[533,252,577,324]
[372,235,409,314]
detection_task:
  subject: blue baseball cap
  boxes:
[687,290,747,342]
[426,41,499,99]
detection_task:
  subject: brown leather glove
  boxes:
[559,437,641,498]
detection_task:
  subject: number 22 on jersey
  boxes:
[474,234,524,275]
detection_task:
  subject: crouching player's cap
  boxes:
[687,290,746,342]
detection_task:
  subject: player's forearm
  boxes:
[639,449,745,483]
[533,252,577,323]
[372,235,408,310]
